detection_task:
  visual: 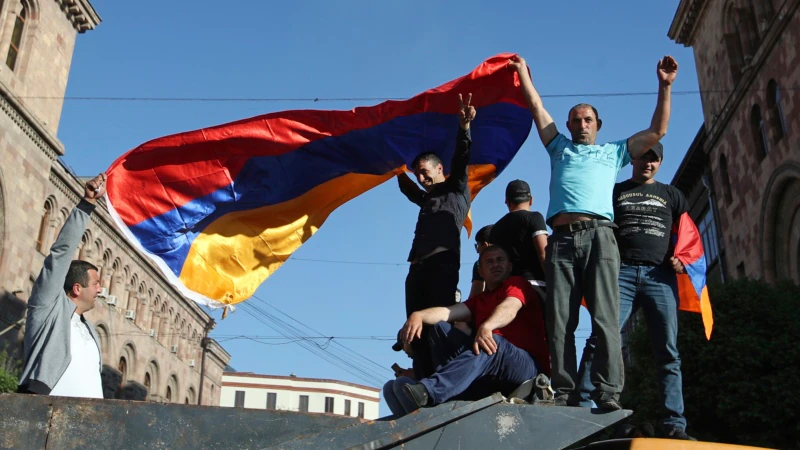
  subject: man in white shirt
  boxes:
[18,174,106,398]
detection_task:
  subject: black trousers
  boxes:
[404,250,460,378]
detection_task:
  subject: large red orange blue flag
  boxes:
[672,212,714,339]
[105,54,532,308]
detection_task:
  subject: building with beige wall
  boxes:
[0,0,231,405]
[668,0,799,284]
[221,372,381,420]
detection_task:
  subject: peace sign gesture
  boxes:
[458,93,476,130]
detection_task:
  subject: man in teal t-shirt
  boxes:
[509,55,678,410]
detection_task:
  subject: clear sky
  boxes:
[57,1,704,416]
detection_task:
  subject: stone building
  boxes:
[669,0,799,283]
[0,0,231,404]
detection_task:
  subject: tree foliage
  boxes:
[622,279,800,448]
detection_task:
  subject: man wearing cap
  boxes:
[490,180,548,293]
[577,143,694,440]
[508,54,678,410]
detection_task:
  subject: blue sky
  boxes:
[57,1,704,415]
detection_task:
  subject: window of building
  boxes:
[118,357,127,388]
[36,200,53,252]
[166,386,172,402]
[751,104,769,161]
[144,373,151,395]
[324,397,334,413]
[234,391,245,408]
[299,395,309,412]
[344,399,351,416]
[358,402,365,419]
[6,1,26,70]
[266,393,277,410]
[753,0,776,32]
[719,154,733,203]
[698,208,720,267]
[737,262,746,279]
[767,80,787,142]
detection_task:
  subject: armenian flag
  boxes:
[105,54,532,308]
[673,212,714,339]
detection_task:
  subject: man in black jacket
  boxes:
[397,93,475,377]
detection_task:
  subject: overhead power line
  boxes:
[10,87,799,103]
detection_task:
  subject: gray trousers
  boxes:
[545,225,623,398]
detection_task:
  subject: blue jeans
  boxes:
[577,264,686,429]
[419,321,538,405]
[383,376,419,417]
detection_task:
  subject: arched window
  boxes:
[723,2,759,83]
[753,0,776,32]
[144,373,151,395]
[6,1,26,70]
[78,232,90,260]
[101,250,113,289]
[92,239,103,266]
[166,386,172,402]
[150,296,162,334]
[750,104,769,161]
[36,199,54,252]
[146,360,160,400]
[118,357,128,388]
[767,80,787,142]
[109,259,122,296]
[95,323,109,362]
[719,154,733,203]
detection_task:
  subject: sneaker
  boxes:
[552,393,581,407]
[403,383,430,408]
[591,391,622,411]
[663,427,697,441]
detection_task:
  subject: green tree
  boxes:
[622,279,800,448]
[0,348,21,393]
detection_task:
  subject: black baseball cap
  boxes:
[505,179,532,203]
[646,142,664,161]
[392,329,404,352]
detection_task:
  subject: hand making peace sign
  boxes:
[458,93,476,130]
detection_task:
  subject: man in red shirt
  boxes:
[399,245,550,409]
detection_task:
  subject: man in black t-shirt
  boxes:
[577,143,695,441]
[489,180,549,290]
[468,225,493,299]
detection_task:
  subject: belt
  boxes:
[622,259,659,267]
[552,219,616,234]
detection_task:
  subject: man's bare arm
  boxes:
[627,56,678,159]
[473,296,524,355]
[401,303,472,344]
[533,234,548,274]
[509,56,558,147]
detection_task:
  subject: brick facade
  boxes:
[0,0,231,405]
[669,0,800,284]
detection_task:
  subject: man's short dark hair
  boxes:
[476,225,493,245]
[478,245,509,266]
[411,152,442,169]
[568,103,601,124]
[64,260,98,294]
